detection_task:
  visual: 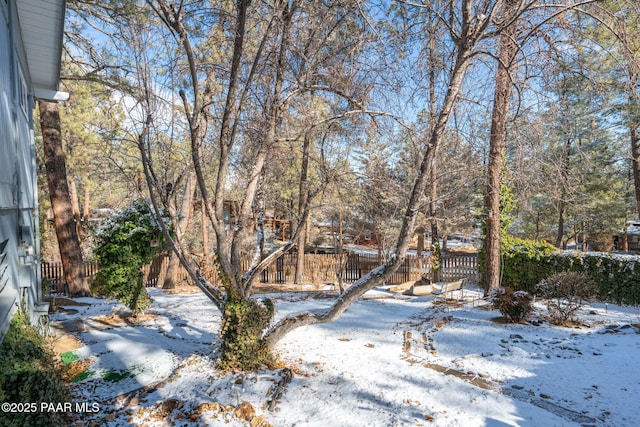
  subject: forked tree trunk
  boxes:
[39,100,90,297]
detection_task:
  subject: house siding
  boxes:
[0,0,44,340]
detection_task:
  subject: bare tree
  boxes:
[66,0,598,369]
[266,0,595,348]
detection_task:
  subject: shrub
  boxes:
[500,235,557,293]
[501,242,640,305]
[490,287,534,323]
[93,199,171,314]
[0,310,70,427]
[537,272,597,326]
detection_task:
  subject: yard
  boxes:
[50,285,640,426]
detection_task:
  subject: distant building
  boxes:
[0,0,68,340]
[614,220,640,251]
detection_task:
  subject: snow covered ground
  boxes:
[51,285,640,426]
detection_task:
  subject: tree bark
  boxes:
[39,100,90,297]
[429,161,439,251]
[555,200,565,248]
[631,127,640,218]
[201,196,209,256]
[83,173,91,221]
[555,137,571,247]
[482,0,519,293]
[163,167,197,289]
[294,132,311,284]
[68,176,84,241]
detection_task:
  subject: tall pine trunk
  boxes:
[39,100,90,296]
[483,0,519,292]
[631,127,640,218]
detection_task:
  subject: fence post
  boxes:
[276,256,283,284]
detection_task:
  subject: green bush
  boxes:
[550,252,640,305]
[500,235,557,294]
[93,199,171,314]
[501,237,640,305]
[489,287,534,323]
[0,310,70,427]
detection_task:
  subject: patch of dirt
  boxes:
[50,333,84,355]
[61,358,93,383]
[253,284,333,294]
[162,284,202,294]
[91,312,158,328]
[45,296,90,313]
[490,316,522,325]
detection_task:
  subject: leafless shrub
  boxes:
[490,287,534,323]
[537,272,597,326]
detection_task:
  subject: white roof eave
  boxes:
[15,0,66,96]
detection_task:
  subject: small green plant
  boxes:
[59,350,79,365]
[0,309,70,427]
[93,198,171,314]
[490,287,534,323]
[537,272,597,326]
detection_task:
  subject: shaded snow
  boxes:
[51,286,640,426]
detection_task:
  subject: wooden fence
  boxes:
[42,252,479,294]
[41,261,100,294]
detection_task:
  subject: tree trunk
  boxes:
[68,176,84,241]
[39,100,90,297]
[429,161,439,253]
[164,168,197,289]
[335,209,345,292]
[482,0,519,293]
[555,200,565,248]
[294,228,306,284]
[416,226,424,256]
[555,137,571,247]
[201,196,209,257]
[294,133,312,284]
[631,127,640,218]
[83,173,91,221]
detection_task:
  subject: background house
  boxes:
[0,0,67,340]
[613,219,640,251]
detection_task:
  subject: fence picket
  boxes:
[42,251,479,295]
